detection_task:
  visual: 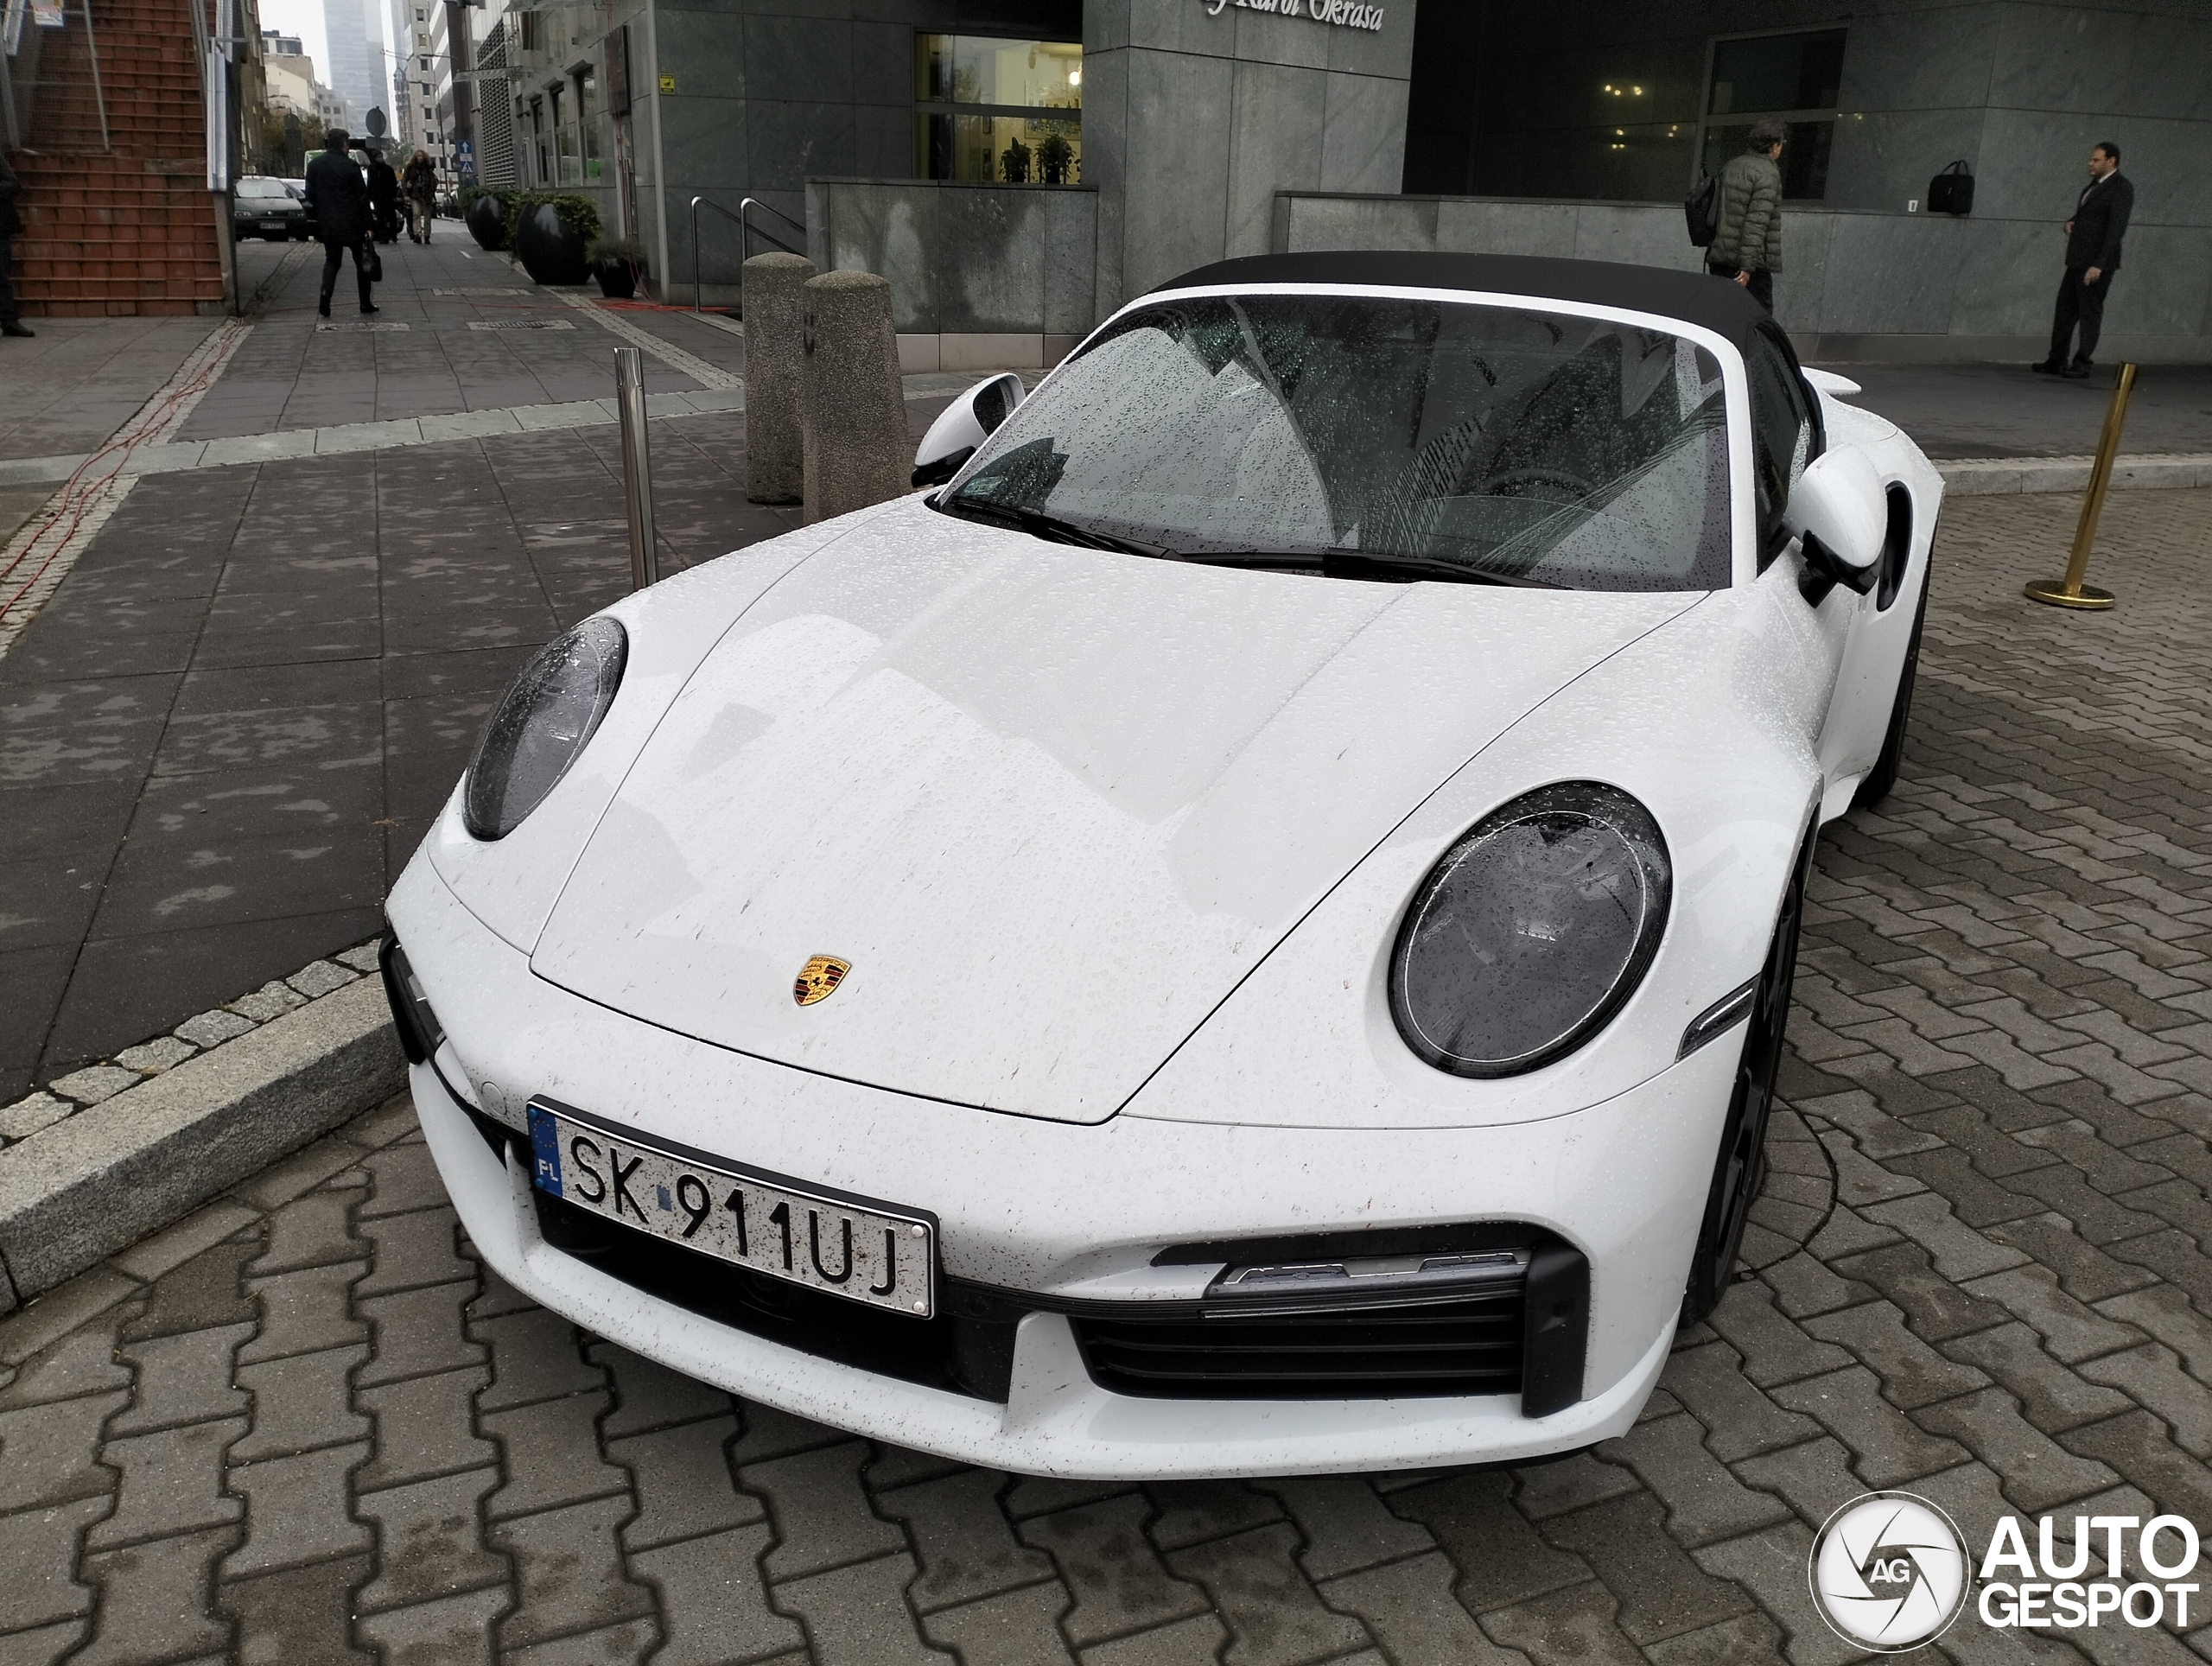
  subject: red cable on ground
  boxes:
[0,328,239,623]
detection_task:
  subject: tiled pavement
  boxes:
[1,486,2210,1664]
[0,316,228,545]
[0,315,228,465]
[172,239,737,442]
[1827,363,2212,462]
[0,408,804,1097]
[0,236,969,1103]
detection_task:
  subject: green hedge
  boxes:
[502,191,604,251]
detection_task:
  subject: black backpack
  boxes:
[1684,172,1719,247]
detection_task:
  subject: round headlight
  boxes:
[1390,782,1671,1078]
[463,616,626,840]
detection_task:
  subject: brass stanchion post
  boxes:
[2025,362,2135,611]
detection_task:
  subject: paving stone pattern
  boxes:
[2,489,2211,1665]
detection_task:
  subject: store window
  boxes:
[1698,29,1846,200]
[550,82,575,183]
[529,94,549,185]
[915,35,1081,184]
[575,66,603,181]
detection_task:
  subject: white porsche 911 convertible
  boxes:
[383,251,1938,1478]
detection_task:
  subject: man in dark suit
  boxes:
[366,150,400,245]
[0,148,30,339]
[302,133,378,319]
[2035,141,2133,379]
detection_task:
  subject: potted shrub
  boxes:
[588,233,647,300]
[459,184,508,251]
[508,192,602,286]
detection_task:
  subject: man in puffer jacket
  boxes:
[1707,118,1786,313]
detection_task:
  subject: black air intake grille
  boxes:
[1072,1287,1525,1401]
[530,1188,1020,1402]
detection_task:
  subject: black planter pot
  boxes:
[594,259,639,300]
[464,193,507,251]
[515,204,591,286]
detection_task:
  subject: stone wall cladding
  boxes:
[1,487,2209,1661]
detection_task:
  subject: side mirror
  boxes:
[1783,448,1885,602]
[912,372,1026,489]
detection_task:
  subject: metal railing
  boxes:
[3,0,111,153]
[686,193,805,314]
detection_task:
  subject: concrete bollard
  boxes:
[742,252,814,505]
[801,270,909,525]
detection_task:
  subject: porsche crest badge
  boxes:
[793,955,851,1007]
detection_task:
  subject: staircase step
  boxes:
[12,0,229,315]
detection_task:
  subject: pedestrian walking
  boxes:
[303,134,378,318]
[0,147,29,338]
[402,150,437,244]
[1707,118,1786,314]
[2035,141,2133,379]
[367,149,401,245]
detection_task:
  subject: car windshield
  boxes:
[945,292,1734,591]
[238,180,290,199]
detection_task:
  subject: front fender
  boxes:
[1126,568,1824,1132]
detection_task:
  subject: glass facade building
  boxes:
[485,0,2210,363]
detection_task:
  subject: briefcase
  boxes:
[1928,162,1974,216]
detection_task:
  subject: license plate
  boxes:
[261,219,287,231]
[525,1100,937,1317]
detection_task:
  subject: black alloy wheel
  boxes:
[1681,832,1812,1322]
[1852,556,1929,811]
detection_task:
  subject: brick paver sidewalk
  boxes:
[2,492,2209,1666]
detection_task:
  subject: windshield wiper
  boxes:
[933,499,1554,588]
[935,496,1166,558]
[1170,550,1560,589]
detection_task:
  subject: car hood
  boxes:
[531,499,1700,1123]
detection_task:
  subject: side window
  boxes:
[1744,329,1816,559]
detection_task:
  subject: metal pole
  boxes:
[2025,362,2136,611]
[615,347,659,591]
[688,194,702,314]
[80,0,110,152]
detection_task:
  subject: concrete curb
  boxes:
[1935,452,2212,496]
[0,977,404,1309]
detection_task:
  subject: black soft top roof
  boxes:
[1151,251,1773,350]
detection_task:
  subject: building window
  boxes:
[1697,29,1846,200]
[529,94,548,184]
[914,35,1081,184]
[575,66,602,180]
[549,83,576,183]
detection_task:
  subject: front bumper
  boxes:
[391,852,1730,1477]
[417,1062,1675,1476]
